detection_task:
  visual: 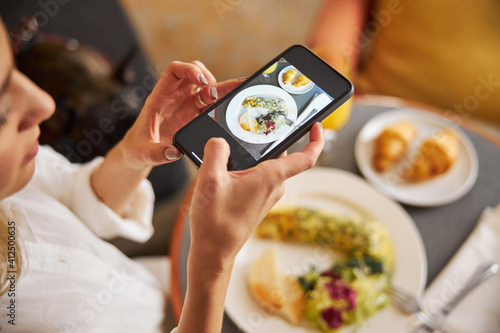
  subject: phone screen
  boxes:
[206,58,334,161]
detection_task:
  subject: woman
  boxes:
[0,18,324,332]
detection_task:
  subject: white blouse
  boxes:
[0,146,167,332]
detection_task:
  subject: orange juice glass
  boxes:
[313,47,353,131]
[263,62,278,75]
[261,62,278,82]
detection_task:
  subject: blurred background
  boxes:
[119,0,322,80]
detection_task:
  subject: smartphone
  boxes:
[173,45,353,170]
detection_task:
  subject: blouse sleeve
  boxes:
[31,146,155,242]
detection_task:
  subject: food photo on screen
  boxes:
[208,60,334,160]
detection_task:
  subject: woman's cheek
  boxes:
[0,143,30,199]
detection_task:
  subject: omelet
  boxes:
[255,207,394,269]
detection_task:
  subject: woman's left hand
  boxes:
[121,60,242,169]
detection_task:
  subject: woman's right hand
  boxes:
[177,123,323,333]
[189,122,324,271]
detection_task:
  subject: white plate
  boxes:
[226,85,298,144]
[278,65,315,95]
[225,168,427,333]
[354,109,479,207]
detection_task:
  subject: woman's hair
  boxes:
[0,209,22,296]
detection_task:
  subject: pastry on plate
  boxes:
[372,122,417,172]
[292,74,310,87]
[282,68,298,85]
[401,128,459,182]
[248,247,305,324]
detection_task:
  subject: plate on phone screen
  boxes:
[225,168,427,333]
[226,85,298,144]
[278,65,315,95]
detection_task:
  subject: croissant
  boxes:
[373,122,417,172]
[401,129,459,182]
[283,69,298,85]
[292,74,310,87]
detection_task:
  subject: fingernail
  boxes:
[199,74,208,85]
[238,77,247,81]
[210,86,218,100]
[319,122,323,132]
[211,137,225,144]
[164,147,181,161]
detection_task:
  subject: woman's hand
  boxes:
[121,60,242,169]
[177,123,324,333]
[91,61,241,214]
[189,122,325,270]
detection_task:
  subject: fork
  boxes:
[389,262,498,333]
[283,117,294,126]
[388,285,453,333]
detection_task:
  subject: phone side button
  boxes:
[192,152,203,165]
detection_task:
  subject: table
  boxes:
[169,96,500,332]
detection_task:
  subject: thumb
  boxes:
[200,138,231,173]
[147,143,182,164]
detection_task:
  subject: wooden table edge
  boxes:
[353,94,500,148]
[169,182,195,323]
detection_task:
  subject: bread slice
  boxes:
[280,274,306,323]
[248,247,305,323]
[239,111,259,132]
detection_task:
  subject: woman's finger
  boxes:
[138,142,182,166]
[191,60,219,104]
[282,123,324,178]
[191,78,245,110]
[191,60,217,86]
[217,78,245,99]
[199,138,231,177]
[188,77,245,111]
[192,86,211,109]
[266,123,324,181]
[154,61,209,95]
